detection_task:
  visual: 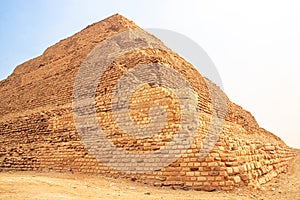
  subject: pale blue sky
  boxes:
[1,0,299,148]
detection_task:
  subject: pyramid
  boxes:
[0,14,296,191]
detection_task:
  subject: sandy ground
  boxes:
[0,150,299,200]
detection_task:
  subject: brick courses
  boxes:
[0,14,296,191]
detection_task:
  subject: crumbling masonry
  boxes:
[0,14,296,191]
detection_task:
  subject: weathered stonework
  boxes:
[0,14,296,191]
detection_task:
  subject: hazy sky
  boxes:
[0,0,299,148]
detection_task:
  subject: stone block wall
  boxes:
[0,14,296,191]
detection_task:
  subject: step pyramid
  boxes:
[0,14,296,191]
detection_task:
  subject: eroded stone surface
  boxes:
[0,14,296,191]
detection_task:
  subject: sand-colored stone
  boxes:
[0,14,296,191]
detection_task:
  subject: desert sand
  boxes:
[0,149,298,200]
